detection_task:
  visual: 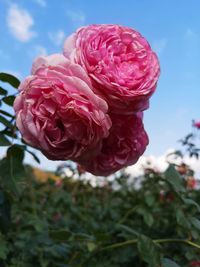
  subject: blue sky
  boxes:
[0,0,200,168]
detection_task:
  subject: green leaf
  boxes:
[87,241,97,252]
[73,233,94,241]
[0,115,13,128]
[185,250,196,260]
[94,233,112,243]
[161,258,181,267]
[0,191,11,233]
[1,129,17,139]
[0,235,9,259]
[0,87,7,95]
[7,144,25,162]
[182,198,200,212]
[54,264,70,267]
[143,212,154,227]
[164,165,186,193]
[0,109,13,118]
[117,224,139,237]
[0,72,20,88]
[176,209,191,229]
[191,229,199,239]
[0,133,11,146]
[136,207,154,227]
[2,95,15,106]
[26,149,40,164]
[0,145,26,196]
[144,194,155,207]
[190,217,200,230]
[137,235,161,267]
[49,230,72,241]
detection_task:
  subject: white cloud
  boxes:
[21,147,200,184]
[33,0,46,7]
[126,152,169,178]
[152,38,167,56]
[66,10,86,28]
[7,4,36,42]
[48,30,65,46]
[126,148,200,179]
[185,28,198,40]
[184,28,199,56]
[28,45,47,59]
[34,45,47,56]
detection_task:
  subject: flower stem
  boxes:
[79,238,200,267]
[100,238,200,251]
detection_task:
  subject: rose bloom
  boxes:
[64,24,160,114]
[78,113,149,176]
[14,54,111,161]
[193,121,200,129]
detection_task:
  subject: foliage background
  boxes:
[0,74,200,267]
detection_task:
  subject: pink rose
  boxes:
[193,121,200,129]
[14,54,111,161]
[78,113,149,176]
[64,24,160,114]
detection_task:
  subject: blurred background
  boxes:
[0,0,200,174]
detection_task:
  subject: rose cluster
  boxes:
[14,24,160,176]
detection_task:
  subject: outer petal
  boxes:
[78,113,149,176]
[14,54,112,161]
[63,33,77,61]
[32,54,70,75]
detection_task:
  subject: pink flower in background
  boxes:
[14,54,111,161]
[190,261,200,267]
[55,179,63,188]
[78,113,149,176]
[193,121,200,129]
[64,24,160,114]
